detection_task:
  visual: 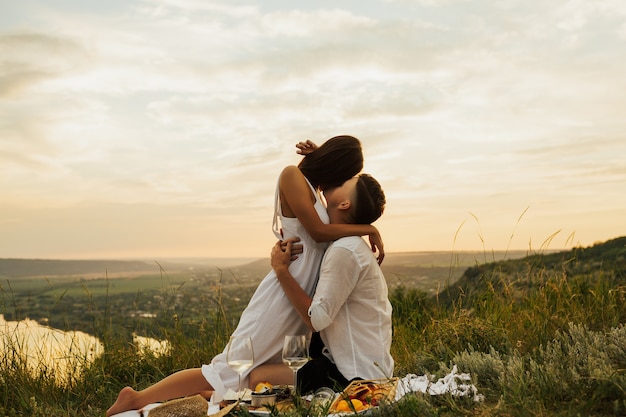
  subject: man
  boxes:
[249,173,393,392]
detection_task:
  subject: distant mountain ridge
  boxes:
[1,249,537,283]
[0,257,257,278]
[0,259,155,277]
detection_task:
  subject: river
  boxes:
[0,314,169,385]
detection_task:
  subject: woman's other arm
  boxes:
[278,165,384,263]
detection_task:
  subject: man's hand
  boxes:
[296,140,318,155]
[270,238,315,331]
[272,238,299,271]
[280,237,303,261]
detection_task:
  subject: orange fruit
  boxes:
[254,382,272,393]
[335,398,365,412]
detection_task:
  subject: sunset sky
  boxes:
[1,0,625,260]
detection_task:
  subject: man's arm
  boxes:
[270,239,315,331]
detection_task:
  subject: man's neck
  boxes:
[327,203,353,225]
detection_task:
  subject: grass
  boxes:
[1,237,625,416]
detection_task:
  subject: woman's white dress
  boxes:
[202,177,329,401]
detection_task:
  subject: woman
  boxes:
[106,135,383,416]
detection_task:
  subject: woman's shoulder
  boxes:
[279,165,307,184]
[280,165,302,177]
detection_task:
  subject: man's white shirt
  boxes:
[308,236,394,381]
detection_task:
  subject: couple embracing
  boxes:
[107,136,393,416]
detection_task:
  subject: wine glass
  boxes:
[282,335,309,395]
[226,336,254,397]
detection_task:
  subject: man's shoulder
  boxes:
[329,236,375,260]
[331,236,366,249]
[326,236,381,272]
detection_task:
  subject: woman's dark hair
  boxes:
[352,173,386,224]
[298,135,363,189]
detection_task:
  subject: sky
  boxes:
[1,0,625,260]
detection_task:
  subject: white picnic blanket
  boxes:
[111,402,221,416]
[112,365,483,416]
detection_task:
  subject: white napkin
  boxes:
[394,365,484,402]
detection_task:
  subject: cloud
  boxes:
[1,0,625,257]
[0,33,91,97]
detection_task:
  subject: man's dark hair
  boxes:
[352,173,385,224]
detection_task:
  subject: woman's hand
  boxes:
[368,230,385,265]
[296,140,318,155]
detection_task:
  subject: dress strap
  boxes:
[272,173,319,240]
[272,177,282,239]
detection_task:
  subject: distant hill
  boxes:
[379,250,535,290]
[441,236,626,303]
[0,249,539,292]
[0,259,156,277]
[0,257,261,278]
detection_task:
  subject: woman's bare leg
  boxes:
[106,368,212,416]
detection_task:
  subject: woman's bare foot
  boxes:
[106,386,140,417]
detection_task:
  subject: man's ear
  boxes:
[338,200,351,210]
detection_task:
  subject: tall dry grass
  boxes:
[1,236,625,416]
